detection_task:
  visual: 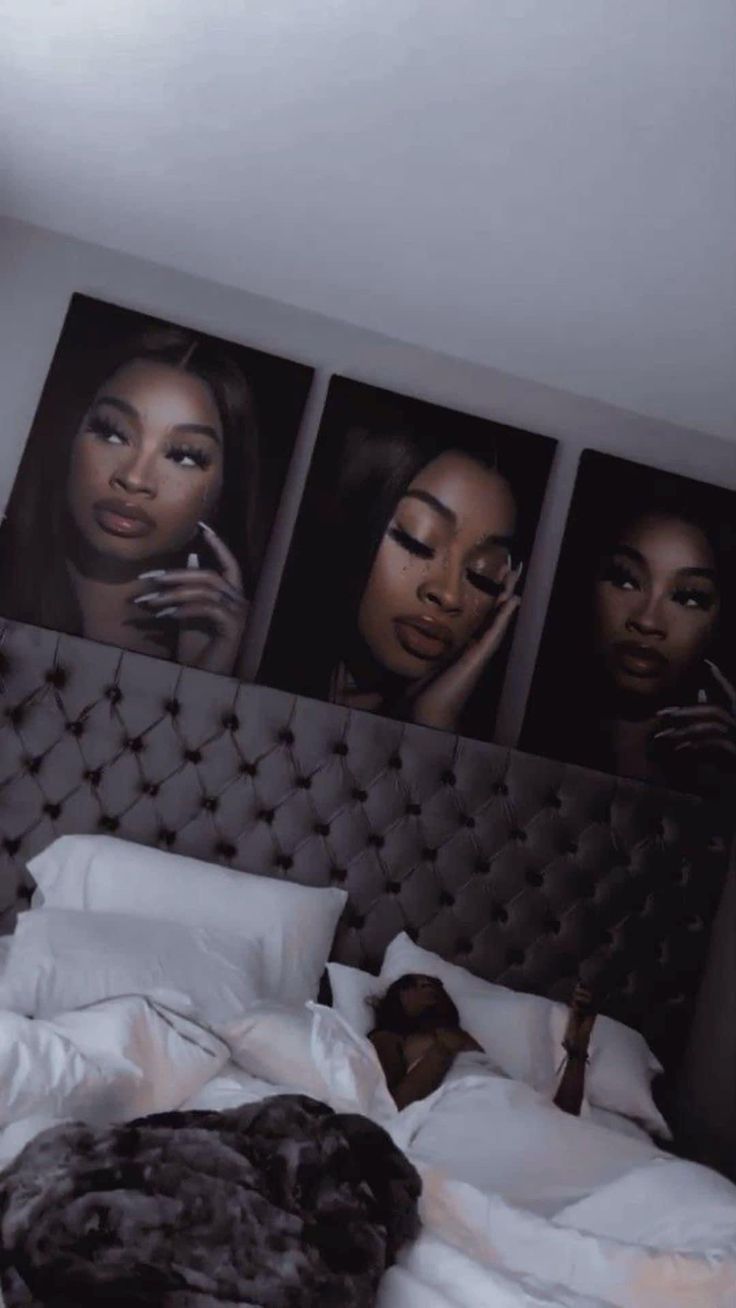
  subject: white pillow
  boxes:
[222,999,396,1119]
[0,907,265,1026]
[329,942,553,1090]
[549,1003,670,1138]
[28,836,347,1003]
[329,935,670,1137]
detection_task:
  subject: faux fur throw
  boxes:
[0,1094,421,1307]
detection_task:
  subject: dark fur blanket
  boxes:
[0,1094,421,1307]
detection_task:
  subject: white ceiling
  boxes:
[1,1,734,438]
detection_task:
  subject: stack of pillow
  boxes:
[0,834,347,1024]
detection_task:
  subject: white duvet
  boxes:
[0,1002,734,1308]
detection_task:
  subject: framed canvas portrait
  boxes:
[521,450,736,794]
[259,375,557,742]
[0,294,313,677]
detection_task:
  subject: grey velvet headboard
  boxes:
[0,618,729,1083]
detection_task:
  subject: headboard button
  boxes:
[3,837,20,855]
[278,729,295,746]
[388,754,402,769]
[99,814,119,833]
[314,823,331,837]
[442,770,457,786]
[44,801,62,820]
[46,666,67,689]
[184,749,202,764]
[296,776,312,790]
[333,742,349,756]
[525,868,543,887]
[240,761,258,777]
[506,947,525,967]
[164,698,180,716]
[106,685,123,704]
[405,802,421,816]
[368,833,385,848]
[491,904,508,924]
[222,713,239,731]
[202,796,218,813]
[352,788,368,802]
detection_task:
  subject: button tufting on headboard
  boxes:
[0,619,729,1072]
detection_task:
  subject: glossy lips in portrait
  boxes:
[358,449,517,681]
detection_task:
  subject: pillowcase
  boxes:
[223,999,396,1119]
[548,1003,670,1138]
[329,944,553,1089]
[329,934,670,1137]
[28,835,347,1003]
[0,907,265,1026]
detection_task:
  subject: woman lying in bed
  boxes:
[369,974,596,1113]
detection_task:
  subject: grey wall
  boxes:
[1,214,734,746]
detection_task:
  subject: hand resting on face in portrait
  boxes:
[593,511,736,783]
[61,341,254,674]
[334,449,523,734]
[368,974,482,1109]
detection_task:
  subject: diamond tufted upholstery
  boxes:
[0,619,728,1072]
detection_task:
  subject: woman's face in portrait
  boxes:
[66,359,225,565]
[594,513,720,698]
[357,449,517,680]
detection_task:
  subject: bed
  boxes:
[0,617,735,1306]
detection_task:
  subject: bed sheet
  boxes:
[1,1008,735,1308]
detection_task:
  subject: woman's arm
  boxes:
[369,1030,455,1109]
[553,986,597,1117]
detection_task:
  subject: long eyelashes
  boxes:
[600,560,638,591]
[671,588,715,612]
[85,412,212,470]
[388,525,433,559]
[388,523,504,597]
[601,559,716,612]
[87,414,126,445]
[466,571,504,598]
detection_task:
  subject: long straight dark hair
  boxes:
[0,325,261,637]
[262,403,514,712]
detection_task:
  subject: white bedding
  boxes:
[0,1001,734,1307]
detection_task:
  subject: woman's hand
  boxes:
[133,522,249,675]
[652,660,736,765]
[433,1027,482,1055]
[408,562,523,732]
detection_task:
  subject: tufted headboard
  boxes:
[0,619,729,1079]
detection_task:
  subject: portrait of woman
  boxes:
[521,451,736,794]
[259,377,556,740]
[0,295,313,675]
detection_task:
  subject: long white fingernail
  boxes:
[198,520,213,534]
[153,606,179,618]
[133,591,163,604]
[652,728,676,739]
[138,570,166,580]
[186,553,200,569]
